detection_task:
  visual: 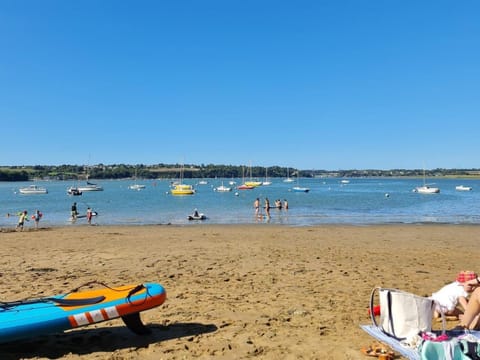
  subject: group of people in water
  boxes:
[71,202,95,224]
[254,197,288,218]
[9,209,43,231]
[7,202,97,231]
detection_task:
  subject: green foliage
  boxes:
[0,164,479,181]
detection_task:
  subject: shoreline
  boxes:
[1,224,479,359]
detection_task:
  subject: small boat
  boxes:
[129,184,146,191]
[413,168,439,194]
[198,180,208,185]
[188,210,206,221]
[413,185,440,194]
[19,185,48,195]
[292,173,310,193]
[292,186,310,193]
[237,184,254,190]
[456,185,472,191]
[171,184,195,195]
[244,181,262,187]
[262,167,272,186]
[129,169,146,190]
[215,182,232,192]
[78,181,103,192]
[67,187,82,196]
[283,168,295,183]
[340,179,350,184]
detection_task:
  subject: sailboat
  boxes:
[262,167,272,186]
[215,181,232,192]
[171,164,195,195]
[244,162,262,187]
[283,168,294,183]
[77,167,103,192]
[292,172,310,192]
[129,168,146,190]
[237,166,254,190]
[413,168,440,194]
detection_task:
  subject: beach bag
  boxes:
[370,287,435,340]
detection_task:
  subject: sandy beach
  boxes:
[0,224,479,359]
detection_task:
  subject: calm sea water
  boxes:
[1,178,479,228]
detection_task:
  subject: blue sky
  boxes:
[1,1,479,170]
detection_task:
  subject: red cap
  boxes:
[457,271,478,283]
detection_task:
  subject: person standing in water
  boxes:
[71,202,78,221]
[33,209,42,230]
[86,207,93,225]
[264,198,271,218]
[254,198,260,217]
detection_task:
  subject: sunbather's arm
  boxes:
[458,295,468,311]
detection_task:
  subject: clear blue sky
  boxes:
[1,1,479,170]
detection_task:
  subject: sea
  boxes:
[1,177,479,228]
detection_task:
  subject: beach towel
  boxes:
[361,325,480,360]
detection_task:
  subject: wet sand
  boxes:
[0,224,479,359]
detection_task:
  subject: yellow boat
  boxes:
[244,181,262,187]
[171,184,195,195]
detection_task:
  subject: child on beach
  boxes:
[430,270,477,319]
[15,210,28,231]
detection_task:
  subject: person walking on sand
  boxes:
[16,210,28,231]
[86,207,93,225]
[33,209,42,230]
[71,202,78,221]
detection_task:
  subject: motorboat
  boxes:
[19,185,48,194]
[188,210,206,221]
[198,180,208,185]
[340,179,350,184]
[215,182,232,192]
[413,185,440,194]
[67,187,82,196]
[292,186,310,193]
[78,182,104,192]
[129,184,146,191]
[171,184,195,195]
[456,185,472,191]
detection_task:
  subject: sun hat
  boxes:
[456,270,478,283]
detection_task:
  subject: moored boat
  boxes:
[67,187,82,196]
[413,185,440,194]
[19,185,48,195]
[171,184,195,195]
[456,185,472,191]
[78,182,104,192]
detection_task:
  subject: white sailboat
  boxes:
[262,167,272,186]
[283,167,294,183]
[292,172,310,192]
[129,168,146,190]
[413,168,439,194]
[215,181,232,192]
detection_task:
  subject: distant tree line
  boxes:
[0,164,479,182]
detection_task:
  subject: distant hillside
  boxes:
[1,165,479,181]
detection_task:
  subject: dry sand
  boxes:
[0,224,479,359]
